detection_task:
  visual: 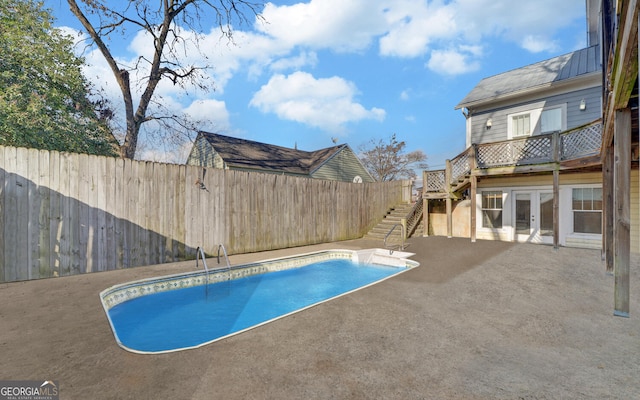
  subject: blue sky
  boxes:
[46,0,587,170]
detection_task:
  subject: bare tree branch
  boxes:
[67,0,264,159]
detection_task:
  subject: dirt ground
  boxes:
[0,236,639,400]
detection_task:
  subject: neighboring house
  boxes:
[423,0,610,250]
[186,131,375,183]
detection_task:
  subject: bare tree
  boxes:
[67,0,263,159]
[359,134,428,181]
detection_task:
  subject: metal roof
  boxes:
[456,45,601,109]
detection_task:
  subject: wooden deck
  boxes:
[423,119,603,198]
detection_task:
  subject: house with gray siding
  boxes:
[423,3,607,250]
[186,131,375,183]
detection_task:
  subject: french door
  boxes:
[513,190,554,244]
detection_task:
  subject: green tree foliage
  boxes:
[359,134,428,181]
[0,0,118,156]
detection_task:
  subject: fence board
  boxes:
[59,152,72,276]
[0,148,4,281]
[15,148,29,281]
[37,150,51,278]
[96,156,107,272]
[49,151,61,277]
[114,158,126,269]
[104,157,116,270]
[27,150,40,279]
[77,154,90,273]
[3,147,17,281]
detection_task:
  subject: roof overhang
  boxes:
[455,70,602,112]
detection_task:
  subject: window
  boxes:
[482,191,503,229]
[541,108,562,133]
[572,188,602,234]
[512,114,531,137]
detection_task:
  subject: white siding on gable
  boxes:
[467,86,602,146]
[311,147,375,182]
[186,136,225,168]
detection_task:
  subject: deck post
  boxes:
[553,169,559,249]
[603,143,614,273]
[470,175,477,243]
[614,109,630,317]
[445,160,452,238]
[469,145,477,243]
[551,132,560,249]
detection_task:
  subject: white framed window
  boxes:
[572,187,602,234]
[512,113,531,137]
[482,191,503,229]
[541,107,563,133]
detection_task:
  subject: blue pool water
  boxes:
[108,259,406,353]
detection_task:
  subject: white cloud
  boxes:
[427,48,481,75]
[258,0,387,52]
[521,35,560,53]
[453,0,583,48]
[379,0,457,57]
[249,72,385,132]
[269,51,318,72]
[183,99,231,132]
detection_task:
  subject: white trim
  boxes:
[475,183,602,248]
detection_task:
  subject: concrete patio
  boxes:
[0,236,638,399]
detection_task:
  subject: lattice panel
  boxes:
[477,136,552,168]
[511,136,552,164]
[561,123,602,160]
[425,170,445,192]
[476,142,515,168]
[450,152,470,183]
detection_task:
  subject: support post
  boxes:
[553,169,559,249]
[603,143,615,273]
[614,109,630,317]
[470,145,477,243]
[445,159,452,238]
[470,175,477,242]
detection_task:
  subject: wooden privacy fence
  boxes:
[0,146,406,282]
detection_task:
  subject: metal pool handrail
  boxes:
[196,246,210,296]
[217,244,231,273]
[384,223,406,254]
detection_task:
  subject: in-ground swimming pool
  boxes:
[100,249,418,354]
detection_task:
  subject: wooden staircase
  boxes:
[365,203,422,241]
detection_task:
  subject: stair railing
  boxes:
[404,196,423,238]
[384,223,406,254]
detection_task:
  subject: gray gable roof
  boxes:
[198,131,344,175]
[456,45,601,109]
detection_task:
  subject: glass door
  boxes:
[514,193,532,241]
[513,191,554,244]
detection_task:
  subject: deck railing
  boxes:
[424,120,603,194]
